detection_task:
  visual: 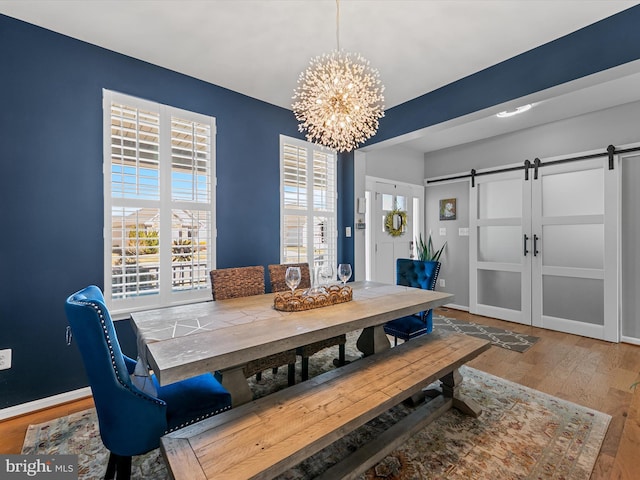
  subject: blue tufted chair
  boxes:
[65,285,232,480]
[383,259,441,345]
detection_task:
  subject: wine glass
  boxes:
[319,264,334,290]
[338,263,352,286]
[285,266,301,295]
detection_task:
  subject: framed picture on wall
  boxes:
[439,198,457,220]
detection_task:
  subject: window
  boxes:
[103,90,215,313]
[280,135,337,271]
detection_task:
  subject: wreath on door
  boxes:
[384,208,407,237]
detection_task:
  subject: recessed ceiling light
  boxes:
[496,104,532,118]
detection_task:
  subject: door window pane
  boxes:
[542,276,603,325]
[477,270,521,310]
[382,194,393,211]
[542,224,603,269]
[478,178,521,219]
[478,226,522,264]
[542,168,603,217]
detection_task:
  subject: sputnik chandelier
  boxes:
[292,0,385,152]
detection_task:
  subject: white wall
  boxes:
[364,144,425,184]
[425,180,469,310]
[423,100,640,333]
[425,99,640,178]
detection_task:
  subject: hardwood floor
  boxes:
[1,308,639,479]
[0,396,94,455]
[439,307,640,480]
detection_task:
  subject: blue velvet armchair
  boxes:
[383,259,441,345]
[65,285,231,480]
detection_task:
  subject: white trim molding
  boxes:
[0,387,92,421]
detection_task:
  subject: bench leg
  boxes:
[287,363,296,386]
[220,366,254,407]
[356,325,391,357]
[440,368,482,418]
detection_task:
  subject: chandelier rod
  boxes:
[336,0,341,51]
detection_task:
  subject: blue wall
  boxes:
[0,14,303,408]
[2,4,640,409]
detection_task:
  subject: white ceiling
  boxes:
[1,0,639,153]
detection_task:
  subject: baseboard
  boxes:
[621,335,640,346]
[0,387,92,421]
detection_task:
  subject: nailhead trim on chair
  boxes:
[77,300,232,432]
[77,300,165,406]
[165,403,232,433]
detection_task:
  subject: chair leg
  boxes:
[104,453,131,480]
[105,453,117,480]
[301,356,310,381]
[117,455,132,480]
[394,336,398,347]
[287,363,295,386]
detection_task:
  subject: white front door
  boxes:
[368,181,422,284]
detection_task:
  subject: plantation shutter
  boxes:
[280,136,337,269]
[104,90,215,313]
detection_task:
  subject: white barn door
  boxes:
[470,152,619,341]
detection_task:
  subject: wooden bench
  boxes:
[160,332,491,480]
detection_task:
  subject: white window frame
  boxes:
[279,134,337,271]
[103,90,216,315]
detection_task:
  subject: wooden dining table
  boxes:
[130,281,453,406]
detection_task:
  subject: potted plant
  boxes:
[415,233,446,262]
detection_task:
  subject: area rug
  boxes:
[433,314,539,353]
[23,334,607,480]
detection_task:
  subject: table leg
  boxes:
[219,366,253,407]
[356,325,391,357]
[440,368,482,418]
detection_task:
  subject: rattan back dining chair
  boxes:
[267,262,312,293]
[268,263,347,381]
[210,266,296,386]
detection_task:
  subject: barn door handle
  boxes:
[533,234,540,256]
[523,234,529,256]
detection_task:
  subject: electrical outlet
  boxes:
[0,349,11,370]
[439,279,446,288]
